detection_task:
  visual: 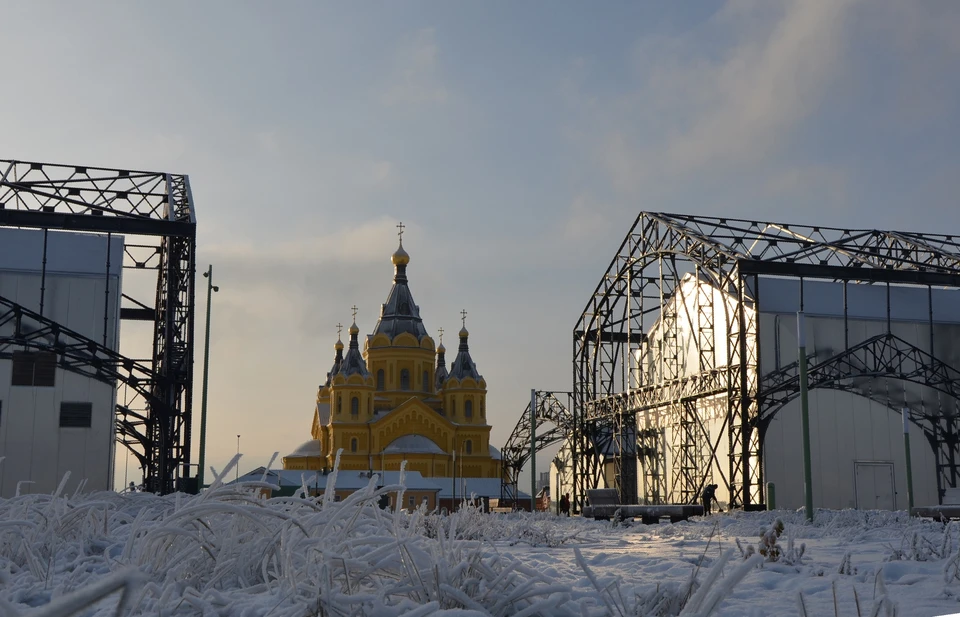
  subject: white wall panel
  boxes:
[1,230,123,498]
[764,390,937,510]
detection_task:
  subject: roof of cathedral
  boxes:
[448,325,483,382]
[372,241,430,341]
[383,434,446,455]
[339,321,370,377]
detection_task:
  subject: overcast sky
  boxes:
[3,1,960,490]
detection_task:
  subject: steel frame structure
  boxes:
[500,391,576,502]
[573,213,960,511]
[0,158,197,494]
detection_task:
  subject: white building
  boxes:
[0,227,123,497]
[637,274,960,510]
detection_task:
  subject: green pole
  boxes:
[798,312,814,522]
[198,265,218,489]
[903,407,915,514]
[530,389,537,511]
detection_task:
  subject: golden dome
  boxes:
[437,342,446,353]
[335,337,344,351]
[391,242,410,266]
[349,322,360,336]
[459,326,469,338]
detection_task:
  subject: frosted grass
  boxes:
[0,461,758,616]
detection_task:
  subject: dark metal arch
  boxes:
[500,391,575,501]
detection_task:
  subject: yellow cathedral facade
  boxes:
[282,236,501,480]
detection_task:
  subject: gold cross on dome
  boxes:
[438,327,444,344]
[460,309,468,328]
[397,221,405,243]
[336,322,343,337]
[351,305,358,322]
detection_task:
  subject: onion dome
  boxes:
[372,241,430,340]
[323,336,345,386]
[449,322,482,381]
[339,320,370,377]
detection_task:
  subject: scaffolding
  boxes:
[0,158,197,494]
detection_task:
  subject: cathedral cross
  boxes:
[438,327,444,344]
[397,221,405,244]
[460,309,468,328]
[351,305,358,322]
[336,322,343,338]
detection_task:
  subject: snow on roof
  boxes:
[383,434,445,455]
[429,477,528,500]
[285,439,323,458]
[488,445,502,460]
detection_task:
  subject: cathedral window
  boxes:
[351,396,359,416]
[337,397,341,414]
[451,400,456,416]
[465,440,472,455]
[465,400,473,419]
[351,438,358,452]
[400,369,410,390]
[377,369,385,391]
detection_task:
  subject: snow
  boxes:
[3,466,960,616]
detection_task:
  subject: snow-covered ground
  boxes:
[3,465,960,617]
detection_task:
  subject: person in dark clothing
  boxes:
[559,493,570,516]
[701,484,720,515]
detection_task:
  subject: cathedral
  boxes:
[282,233,501,481]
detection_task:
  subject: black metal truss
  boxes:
[0,159,197,495]
[574,212,960,511]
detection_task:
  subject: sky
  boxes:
[2,1,960,491]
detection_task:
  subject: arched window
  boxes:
[336,396,341,414]
[351,438,358,453]
[465,400,473,419]
[465,440,472,455]
[377,369,385,391]
[480,400,484,418]
[400,369,410,390]
[451,400,456,416]
[423,370,429,391]
[351,396,359,416]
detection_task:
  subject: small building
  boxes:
[232,467,442,512]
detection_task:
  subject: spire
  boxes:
[324,324,345,386]
[435,326,449,389]
[449,310,482,381]
[339,311,370,377]
[373,233,429,340]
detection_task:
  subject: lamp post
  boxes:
[237,434,241,483]
[197,265,219,489]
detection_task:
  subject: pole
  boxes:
[236,434,241,483]
[198,265,219,488]
[530,389,537,507]
[797,312,814,522]
[903,407,915,514]
[452,449,456,510]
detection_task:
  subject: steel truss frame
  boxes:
[0,159,197,495]
[573,212,960,510]
[500,391,577,502]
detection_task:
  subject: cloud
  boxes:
[592,0,860,193]
[382,28,448,106]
